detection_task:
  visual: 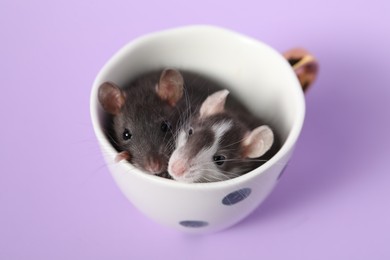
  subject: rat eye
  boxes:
[188,127,193,136]
[213,155,226,166]
[161,121,172,132]
[122,129,132,140]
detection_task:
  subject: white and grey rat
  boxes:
[168,90,278,183]
[98,69,224,175]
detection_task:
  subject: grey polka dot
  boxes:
[179,220,209,228]
[222,188,251,205]
[277,165,288,180]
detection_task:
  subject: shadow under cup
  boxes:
[90,26,305,234]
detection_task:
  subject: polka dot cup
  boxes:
[90,25,310,234]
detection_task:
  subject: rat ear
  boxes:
[199,89,230,118]
[242,125,274,158]
[98,82,126,115]
[156,69,184,107]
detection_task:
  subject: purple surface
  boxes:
[1,0,390,259]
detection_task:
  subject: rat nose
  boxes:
[144,158,163,174]
[170,159,187,177]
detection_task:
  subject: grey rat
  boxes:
[98,69,225,175]
[168,90,279,183]
[98,69,184,174]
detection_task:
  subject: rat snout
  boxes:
[169,159,188,177]
[144,157,165,174]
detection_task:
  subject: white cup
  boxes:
[90,25,314,234]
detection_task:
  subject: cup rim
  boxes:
[90,25,305,190]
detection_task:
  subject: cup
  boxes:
[90,25,317,234]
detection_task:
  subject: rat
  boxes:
[98,69,225,175]
[168,89,279,183]
[98,69,185,174]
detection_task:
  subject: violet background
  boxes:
[1,0,390,259]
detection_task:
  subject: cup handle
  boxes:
[283,48,319,93]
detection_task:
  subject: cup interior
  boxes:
[90,25,305,186]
